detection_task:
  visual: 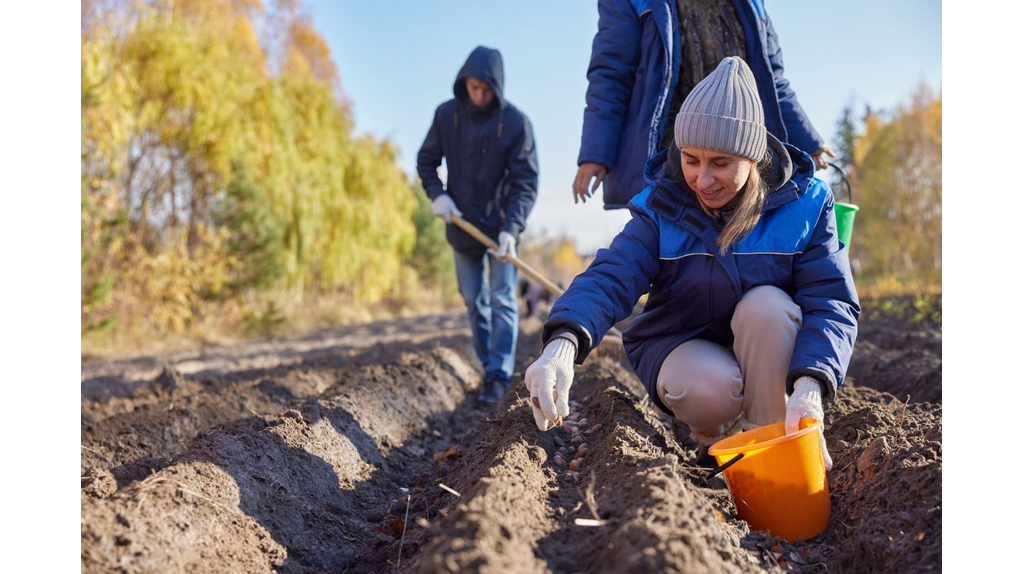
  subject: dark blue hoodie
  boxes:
[417,46,539,254]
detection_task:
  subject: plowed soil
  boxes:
[82,298,942,573]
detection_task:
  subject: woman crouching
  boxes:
[526,57,859,468]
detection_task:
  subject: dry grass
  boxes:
[82,289,461,358]
[856,275,942,299]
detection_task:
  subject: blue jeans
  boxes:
[453,250,519,383]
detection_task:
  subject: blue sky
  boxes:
[307,0,941,252]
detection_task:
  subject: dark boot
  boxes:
[479,378,509,405]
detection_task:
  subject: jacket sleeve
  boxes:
[543,202,661,362]
[787,189,860,401]
[416,107,446,200]
[577,0,641,169]
[501,115,539,236]
[763,13,826,156]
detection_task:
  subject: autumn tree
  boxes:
[844,84,941,286]
[82,0,440,346]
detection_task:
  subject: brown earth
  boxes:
[82,298,941,573]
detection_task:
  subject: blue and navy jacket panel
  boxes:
[578,0,825,209]
[546,143,858,414]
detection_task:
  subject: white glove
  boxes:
[431,194,462,224]
[786,376,833,470]
[525,337,576,431]
[491,231,517,259]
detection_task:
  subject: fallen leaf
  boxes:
[917,532,925,541]
[714,510,725,523]
[433,447,460,462]
[389,519,405,534]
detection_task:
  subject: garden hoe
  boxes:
[451,214,623,341]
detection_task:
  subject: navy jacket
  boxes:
[547,136,858,415]
[579,0,825,209]
[417,46,539,254]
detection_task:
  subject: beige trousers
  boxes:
[656,286,802,441]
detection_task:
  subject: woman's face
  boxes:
[680,147,752,210]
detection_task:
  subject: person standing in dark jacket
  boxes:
[418,46,540,404]
[529,58,857,467]
[572,0,835,209]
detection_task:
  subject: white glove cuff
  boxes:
[543,337,576,364]
[793,376,823,400]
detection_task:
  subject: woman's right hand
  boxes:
[525,338,577,431]
[572,162,607,204]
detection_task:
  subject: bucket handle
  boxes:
[827,162,854,204]
[707,452,744,480]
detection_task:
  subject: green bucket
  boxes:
[834,202,859,248]
[829,163,858,249]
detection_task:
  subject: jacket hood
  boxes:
[644,133,815,215]
[454,46,505,110]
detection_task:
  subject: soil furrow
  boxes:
[81,302,942,573]
[82,346,482,573]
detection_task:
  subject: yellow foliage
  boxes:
[553,243,584,279]
[82,0,424,348]
[847,84,941,288]
[519,232,587,289]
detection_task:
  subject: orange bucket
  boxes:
[708,418,830,541]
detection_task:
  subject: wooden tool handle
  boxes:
[451,215,564,297]
[450,214,623,339]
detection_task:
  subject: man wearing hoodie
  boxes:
[417,46,540,404]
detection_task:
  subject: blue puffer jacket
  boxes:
[579,0,826,210]
[417,46,539,254]
[546,136,859,415]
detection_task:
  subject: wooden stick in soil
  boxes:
[395,491,412,572]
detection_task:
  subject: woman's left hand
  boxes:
[786,376,833,470]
